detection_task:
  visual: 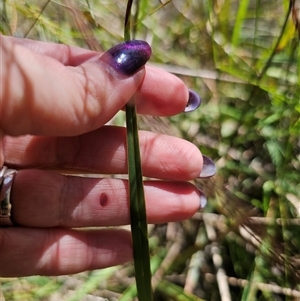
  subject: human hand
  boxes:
[0,36,215,277]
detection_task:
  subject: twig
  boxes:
[149,63,246,83]
[185,244,206,293]
[194,212,300,227]
[152,223,184,290]
[205,274,300,298]
[203,218,231,301]
[210,244,232,301]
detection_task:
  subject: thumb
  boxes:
[0,36,151,136]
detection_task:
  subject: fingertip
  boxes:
[197,189,208,210]
[145,181,201,224]
[135,65,189,116]
[184,89,202,112]
[99,40,151,76]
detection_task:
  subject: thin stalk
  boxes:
[124,0,153,300]
[126,104,153,300]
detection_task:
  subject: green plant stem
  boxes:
[124,3,152,299]
[125,102,153,300]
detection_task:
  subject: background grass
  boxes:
[1,0,300,300]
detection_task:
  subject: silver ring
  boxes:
[0,166,18,227]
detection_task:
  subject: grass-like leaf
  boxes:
[124,1,153,300]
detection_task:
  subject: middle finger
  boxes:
[4,126,203,181]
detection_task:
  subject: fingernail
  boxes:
[199,155,216,178]
[198,189,207,210]
[100,40,152,76]
[184,89,201,112]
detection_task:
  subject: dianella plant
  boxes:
[124,1,153,300]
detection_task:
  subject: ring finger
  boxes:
[11,169,203,228]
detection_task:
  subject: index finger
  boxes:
[0,36,145,136]
[1,37,191,137]
[8,37,190,116]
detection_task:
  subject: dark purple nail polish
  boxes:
[184,89,201,112]
[100,40,152,76]
[198,189,207,210]
[199,155,216,178]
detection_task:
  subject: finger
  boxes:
[1,36,147,136]
[10,170,202,227]
[135,64,189,115]
[2,37,191,122]
[0,228,132,277]
[3,126,203,180]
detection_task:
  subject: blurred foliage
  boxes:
[1,0,300,300]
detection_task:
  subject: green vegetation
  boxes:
[1,0,299,300]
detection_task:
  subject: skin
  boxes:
[0,35,204,277]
